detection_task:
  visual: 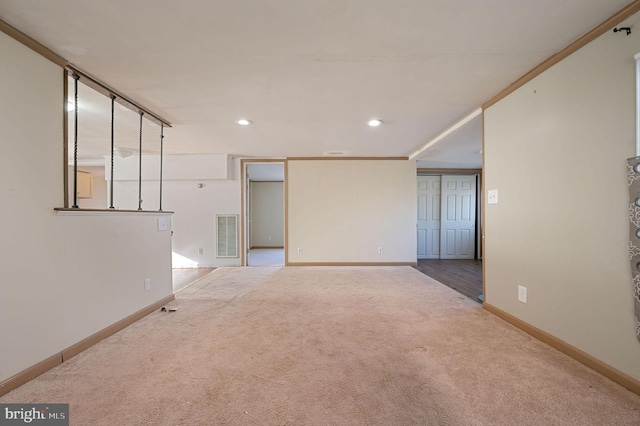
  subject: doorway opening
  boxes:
[415,172,483,302]
[241,160,286,266]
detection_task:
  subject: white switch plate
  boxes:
[518,285,527,303]
[157,218,168,231]
[144,278,151,292]
[488,189,499,204]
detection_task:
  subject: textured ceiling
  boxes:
[0,0,633,167]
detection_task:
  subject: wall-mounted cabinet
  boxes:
[76,171,93,199]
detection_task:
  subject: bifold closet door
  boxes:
[439,175,476,259]
[417,176,441,259]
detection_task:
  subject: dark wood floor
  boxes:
[414,259,483,303]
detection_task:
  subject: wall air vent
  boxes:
[216,214,239,258]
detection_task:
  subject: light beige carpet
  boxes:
[2,266,639,425]
[172,268,216,293]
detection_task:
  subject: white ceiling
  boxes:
[0,0,633,168]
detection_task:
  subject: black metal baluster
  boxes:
[159,123,164,211]
[138,111,144,210]
[72,74,80,209]
[110,95,116,209]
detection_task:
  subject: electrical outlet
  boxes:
[518,285,527,303]
[378,247,384,254]
[198,248,204,255]
[297,247,303,255]
[144,278,151,292]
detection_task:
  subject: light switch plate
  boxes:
[158,218,168,231]
[518,285,527,303]
[488,189,498,204]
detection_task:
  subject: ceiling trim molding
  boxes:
[409,108,482,160]
[417,168,482,175]
[286,156,409,161]
[241,158,287,163]
[0,18,67,68]
[483,0,640,109]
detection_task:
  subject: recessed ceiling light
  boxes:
[368,119,382,127]
[236,119,251,126]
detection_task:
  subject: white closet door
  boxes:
[440,176,476,259]
[417,176,441,259]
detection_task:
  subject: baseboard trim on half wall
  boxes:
[62,294,175,361]
[0,294,175,397]
[483,302,640,397]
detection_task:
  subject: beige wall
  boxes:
[484,11,640,380]
[0,32,173,382]
[287,159,417,263]
[250,181,284,248]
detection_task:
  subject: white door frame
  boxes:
[240,159,287,266]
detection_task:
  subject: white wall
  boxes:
[287,159,417,263]
[0,32,173,382]
[165,174,241,267]
[484,11,640,380]
[250,181,284,248]
[111,155,242,267]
